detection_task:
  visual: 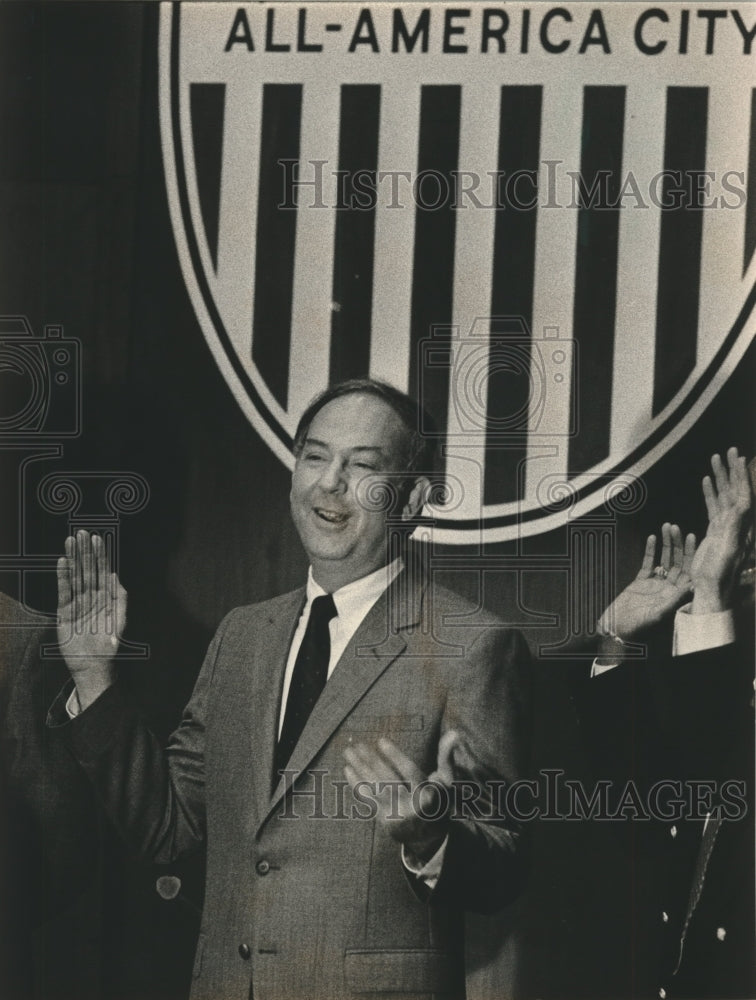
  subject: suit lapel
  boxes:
[251,587,306,830]
[258,570,426,833]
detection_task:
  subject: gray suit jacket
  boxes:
[53,572,532,1000]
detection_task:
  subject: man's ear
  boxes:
[401,477,431,522]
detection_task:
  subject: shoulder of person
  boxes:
[416,579,529,665]
[421,579,506,627]
[218,587,307,631]
[0,592,52,677]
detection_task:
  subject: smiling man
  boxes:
[48,378,532,1000]
[289,384,425,592]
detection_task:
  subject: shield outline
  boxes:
[158,2,756,544]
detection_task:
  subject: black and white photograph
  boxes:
[0,3,754,999]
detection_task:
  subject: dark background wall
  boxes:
[0,4,752,999]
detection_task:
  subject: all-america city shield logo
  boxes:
[159,2,756,544]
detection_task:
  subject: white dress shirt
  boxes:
[278,557,404,736]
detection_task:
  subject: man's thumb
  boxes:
[435,729,461,785]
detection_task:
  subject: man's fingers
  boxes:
[638,534,657,579]
[711,453,729,504]
[682,533,697,576]
[377,737,424,785]
[93,533,109,591]
[343,763,361,790]
[77,529,93,581]
[64,535,79,598]
[76,531,94,618]
[64,535,84,628]
[435,730,460,786]
[56,556,73,620]
[669,524,684,570]
[702,476,718,520]
[732,453,752,512]
[660,522,672,571]
[346,743,397,785]
[343,747,378,785]
[705,450,752,517]
[726,446,740,470]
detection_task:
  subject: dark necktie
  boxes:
[274,593,337,782]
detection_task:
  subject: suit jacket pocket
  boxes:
[344,714,424,734]
[344,949,459,994]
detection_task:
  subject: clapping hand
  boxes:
[598,523,696,641]
[344,730,460,863]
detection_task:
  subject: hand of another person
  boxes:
[57,529,127,709]
[690,447,752,614]
[344,730,460,864]
[598,523,695,641]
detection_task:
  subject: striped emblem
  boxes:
[159,2,756,544]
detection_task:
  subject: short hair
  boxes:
[293,378,438,477]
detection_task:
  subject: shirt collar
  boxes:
[306,557,404,620]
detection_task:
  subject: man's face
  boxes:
[290,393,411,591]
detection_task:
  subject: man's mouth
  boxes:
[313,507,349,526]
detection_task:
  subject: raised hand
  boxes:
[598,523,695,640]
[690,447,752,614]
[57,529,127,708]
[343,730,460,863]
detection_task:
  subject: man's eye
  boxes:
[304,452,324,463]
[353,462,377,471]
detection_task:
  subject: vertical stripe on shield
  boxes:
[189,83,226,273]
[409,85,461,441]
[745,89,756,276]
[330,85,381,383]
[652,87,707,416]
[568,86,625,477]
[484,85,542,506]
[252,84,302,408]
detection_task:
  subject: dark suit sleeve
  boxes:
[575,654,668,793]
[46,610,235,864]
[431,628,533,913]
[646,636,753,785]
[574,616,754,829]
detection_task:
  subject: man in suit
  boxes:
[575,448,754,999]
[47,378,532,1000]
[0,593,107,1000]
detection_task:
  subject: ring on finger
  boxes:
[654,565,668,579]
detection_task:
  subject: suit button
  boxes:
[670,825,677,839]
[256,860,271,876]
[717,927,726,941]
[238,943,251,961]
[662,911,669,923]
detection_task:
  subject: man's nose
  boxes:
[317,459,347,493]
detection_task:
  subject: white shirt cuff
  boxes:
[65,687,82,719]
[672,603,736,657]
[401,836,448,890]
